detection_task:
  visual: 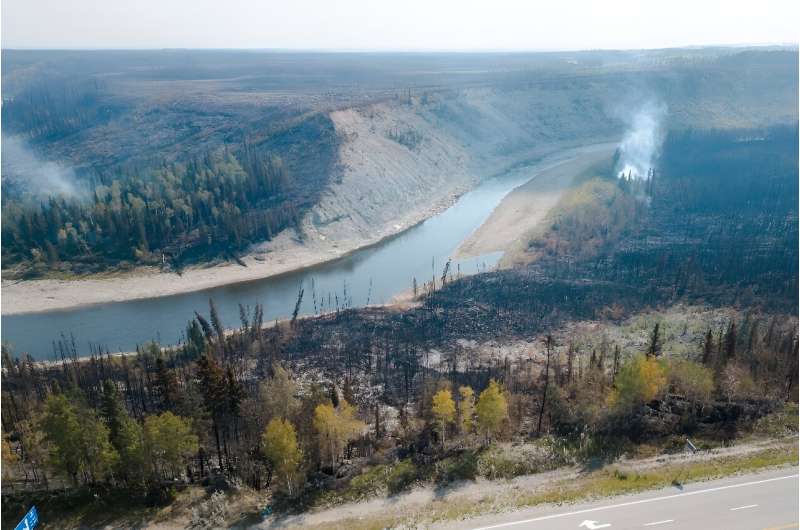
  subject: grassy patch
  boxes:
[313,439,572,510]
[476,438,570,479]
[387,459,421,494]
[517,444,798,508]
[435,450,480,484]
[311,442,797,529]
[312,458,427,507]
[752,403,799,437]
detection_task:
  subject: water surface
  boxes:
[3,153,577,359]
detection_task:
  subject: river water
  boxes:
[2,149,584,360]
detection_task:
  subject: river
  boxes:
[2,147,591,359]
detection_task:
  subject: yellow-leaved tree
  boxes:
[2,430,18,480]
[458,386,475,435]
[476,380,508,443]
[431,388,456,445]
[143,411,198,481]
[667,359,714,403]
[262,417,302,495]
[313,399,365,472]
[609,355,667,409]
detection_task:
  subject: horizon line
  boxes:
[2,42,797,54]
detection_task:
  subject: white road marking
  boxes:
[472,474,797,530]
[730,504,759,511]
[644,521,674,526]
[579,521,611,529]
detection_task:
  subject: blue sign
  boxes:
[14,506,38,530]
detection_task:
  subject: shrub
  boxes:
[334,459,421,501]
[386,459,419,495]
[719,364,757,400]
[574,435,633,465]
[145,484,177,506]
[476,439,569,480]
[753,403,799,436]
[190,491,229,529]
[608,355,667,408]
[667,359,715,403]
[434,451,479,484]
[344,464,392,501]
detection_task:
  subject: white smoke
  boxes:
[1,135,86,199]
[614,100,667,180]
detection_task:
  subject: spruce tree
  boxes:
[647,323,662,357]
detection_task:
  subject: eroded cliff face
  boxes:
[260,85,622,260]
[267,49,798,261]
[306,103,474,248]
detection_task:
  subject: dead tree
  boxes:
[537,335,553,436]
[291,287,304,327]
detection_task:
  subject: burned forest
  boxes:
[2,120,797,527]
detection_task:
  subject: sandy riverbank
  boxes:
[454,142,617,259]
[0,190,463,316]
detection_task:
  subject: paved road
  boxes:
[451,467,798,530]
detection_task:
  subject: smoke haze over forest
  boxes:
[0,1,798,527]
[2,0,798,50]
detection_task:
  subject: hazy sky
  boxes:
[2,0,798,51]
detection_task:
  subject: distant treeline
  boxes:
[2,144,306,275]
[1,78,125,143]
[658,125,798,215]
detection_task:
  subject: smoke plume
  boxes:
[614,100,667,180]
[1,135,87,200]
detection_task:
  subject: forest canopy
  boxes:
[1,141,322,276]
